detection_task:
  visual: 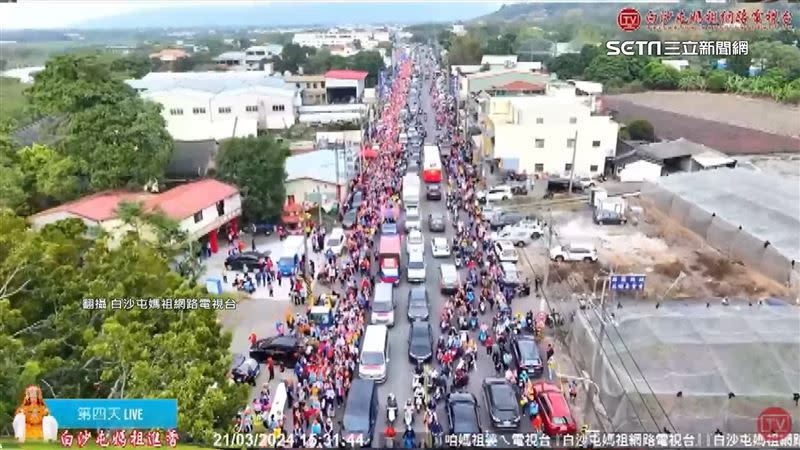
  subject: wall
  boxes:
[618,160,662,183]
[285,178,341,204]
[177,193,243,241]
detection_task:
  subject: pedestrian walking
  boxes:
[252,238,257,252]
[569,382,578,403]
[268,357,275,381]
[277,270,282,286]
[222,267,228,284]
[546,343,555,361]
[268,280,274,298]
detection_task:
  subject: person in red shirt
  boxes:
[532,414,543,432]
[248,332,257,347]
[384,424,396,447]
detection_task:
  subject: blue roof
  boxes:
[285,150,346,185]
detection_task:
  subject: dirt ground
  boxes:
[525,199,791,301]
[607,92,800,138]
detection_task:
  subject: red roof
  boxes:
[34,179,239,222]
[497,81,546,92]
[325,70,369,80]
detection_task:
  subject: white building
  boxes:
[485,91,619,177]
[452,24,467,36]
[126,71,300,138]
[212,45,281,72]
[661,59,690,71]
[292,28,390,49]
[481,55,518,70]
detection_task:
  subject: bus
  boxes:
[378,235,401,285]
[422,145,442,183]
[277,235,305,276]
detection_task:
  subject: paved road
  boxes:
[373,72,547,444]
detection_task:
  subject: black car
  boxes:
[490,212,525,230]
[446,392,481,434]
[482,378,521,429]
[407,321,433,363]
[248,223,275,236]
[249,336,304,365]
[428,213,446,232]
[594,211,627,225]
[230,353,260,385]
[407,287,430,321]
[225,251,265,271]
[426,184,442,201]
[342,378,378,447]
[511,334,544,378]
[342,209,358,229]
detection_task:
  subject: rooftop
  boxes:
[33,179,238,222]
[213,51,246,61]
[481,54,518,65]
[126,71,296,94]
[493,80,546,92]
[285,149,347,185]
[325,69,368,80]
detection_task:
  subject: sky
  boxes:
[0,0,502,30]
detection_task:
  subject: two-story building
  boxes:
[478,83,619,178]
[126,71,300,137]
[285,74,327,105]
[30,179,242,254]
[324,70,368,103]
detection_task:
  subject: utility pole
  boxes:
[316,187,323,228]
[567,130,578,196]
[334,144,341,204]
[542,208,554,299]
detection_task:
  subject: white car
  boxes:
[491,227,534,247]
[405,205,421,231]
[550,243,598,262]
[407,251,426,283]
[477,185,513,203]
[323,227,346,255]
[512,220,545,240]
[431,237,451,258]
[493,240,519,263]
[406,229,424,255]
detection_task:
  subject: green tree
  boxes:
[109,54,153,78]
[706,70,729,92]
[447,33,483,65]
[726,53,752,77]
[627,119,656,142]
[548,53,584,79]
[25,54,133,115]
[173,56,198,73]
[642,61,680,90]
[215,135,289,223]
[484,33,517,55]
[61,96,173,191]
[677,70,706,91]
[274,43,315,74]
[16,143,80,210]
[347,51,385,87]
[584,55,650,85]
[437,30,455,50]
[750,40,800,77]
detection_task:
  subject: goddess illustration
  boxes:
[12,385,58,442]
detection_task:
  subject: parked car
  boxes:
[482,378,521,429]
[428,213,446,232]
[249,336,304,365]
[493,241,519,263]
[490,212,525,230]
[407,321,433,363]
[248,222,275,236]
[446,392,481,434]
[511,334,544,378]
[547,178,582,193]
[407,287,430,321]
[225,251,266,271]
[500,262,522,287]
[230,353,260,385]
[431,237,451,258]
[514,219,545,239]
[532,382,578,436]
[594,210,627,225]
[406,229,424,255]
[510,182,528,195]
[477,185,513,203]
[549,243,598,262]
[491,227,534,247]
[426,184,443,201]
[342,209,357,230]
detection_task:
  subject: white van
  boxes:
[359,325,389,383]
[493,240,519,263]
[269,382,288,422]
[399,133,409,145]
[371,283,396,327]
[324,227,346,255]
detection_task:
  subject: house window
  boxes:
[312,83,318,89]
[296,83,301,88]
[569,117,577,124]
[566,138,576,148]
[534,139,544,148]
[192,107,207,114]
[565,163,573,171]
[590,165,599,172]
[216,200,225,216]
[272,104,285,112]
[534,163,544,172]
[169,108,184,115]
[535,117,544,124]
[193,210,203,223]
[218,106,232,114]
[246,105,258,112]
[592,140,601,147]
[320,81,325,88]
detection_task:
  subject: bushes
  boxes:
[706,71,728,92]
[627,119,656,142]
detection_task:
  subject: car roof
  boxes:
[409,229,422,238]
[433,237,447,244]
[409,250,425,261]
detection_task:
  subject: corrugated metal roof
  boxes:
[285,149,347,185]
[126,71,296,94]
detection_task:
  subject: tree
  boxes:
[25,54,133,115]
[706,70,729,92]
[726,53,752,77]
[583,55,650,84]
[750,40,800,77]
[173,56,198,73]
[215,136,289,223]
[627,119,656,142]
[677,70,706,91]
[447,34,483,65]
[347,51,385,87]
[238,37,253,50]
[109,54,153,78]
[436,30,455,50]
[274,43,315,74]
[16,143,80,210]
[0,212,247,442]
[642,61,680,90]
[61,96,173,191]
[484,33,517,55]
[548,53,584,79]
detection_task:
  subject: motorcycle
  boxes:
[454,256,462,268]
[414,393,423,412]
[387,395,398,425]
[404,404,414,428]
[479,299,487,314]
[469,314,478,331]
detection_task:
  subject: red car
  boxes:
[532,382,578,436]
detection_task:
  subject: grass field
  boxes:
[0,77,30,123]
[0,439,215,449]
